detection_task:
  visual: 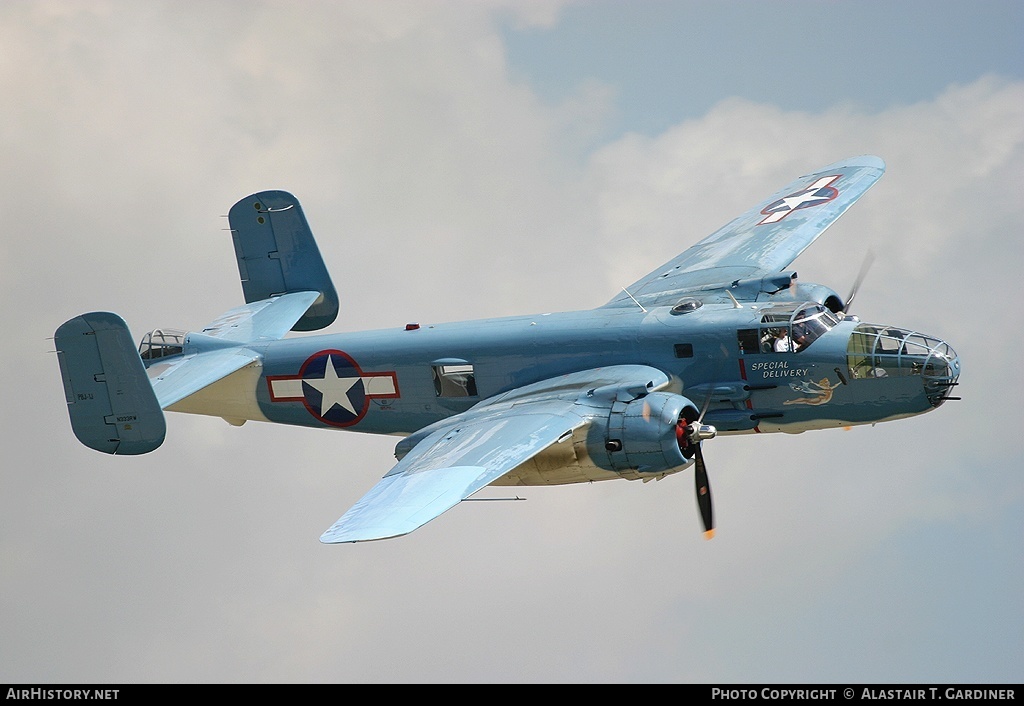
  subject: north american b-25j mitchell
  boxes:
[55,155,961,543]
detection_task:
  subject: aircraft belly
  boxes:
[166,362,268,424]
[752,410,924,434]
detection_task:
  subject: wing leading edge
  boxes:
[604,155,885,309]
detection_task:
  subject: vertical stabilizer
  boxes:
[55,312,165,455]
[227,190,339,331]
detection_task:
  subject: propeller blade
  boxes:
[844,250,876,313]
[693,443,715,540]
[697,387,714,423]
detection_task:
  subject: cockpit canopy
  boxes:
[738,302,842,354]
[138,328,186,361]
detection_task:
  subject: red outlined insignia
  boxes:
[266,349,399,427]
[758,175,841,225]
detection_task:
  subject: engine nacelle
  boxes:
[789,282,845,313]
[589,392,700,477]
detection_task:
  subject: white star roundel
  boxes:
[758,175,841,224]
[267,349,399,427]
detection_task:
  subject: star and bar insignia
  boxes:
[267,350,399,427]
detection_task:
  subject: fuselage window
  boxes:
[432,363,478,398]
[737,329,760,355]
[674,343,694,358]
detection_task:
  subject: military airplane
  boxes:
[54,155,960,543]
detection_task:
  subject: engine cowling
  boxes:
[589,391,700,477]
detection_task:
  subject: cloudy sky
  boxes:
[2,0,1022,684]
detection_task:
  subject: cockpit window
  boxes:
[747,303,839,353]
[792,305,840,349]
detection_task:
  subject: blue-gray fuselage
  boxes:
[182,298,958,442]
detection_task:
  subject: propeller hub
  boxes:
[694,424,717,442]
[684,423,717,445]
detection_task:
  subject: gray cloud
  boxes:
[2,1,1020,683]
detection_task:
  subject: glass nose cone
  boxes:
[846,324,960,407]
[921,338,960,407]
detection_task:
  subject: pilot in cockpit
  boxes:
[773,328,794,352]
[792,323,809,351]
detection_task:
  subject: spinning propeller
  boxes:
[843,250,875,315]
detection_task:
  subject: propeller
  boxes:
[843,250,876,314]
[692,439,714,539]
[676,393,718,539]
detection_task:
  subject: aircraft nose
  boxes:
[848,324,960,407]
[922,337,960,407]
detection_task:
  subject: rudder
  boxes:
[55,312,166,455]
[227,190,339,331]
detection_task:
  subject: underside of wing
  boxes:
[319,408,583,543]
[604,155,885,310]
[320,364,673,543]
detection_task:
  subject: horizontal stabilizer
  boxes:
[55,312,165,455]
[197,290,321,344]
[228,190,338,331]
[151,292,322,408]
[148,347,261,410]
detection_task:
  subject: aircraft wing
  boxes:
[320,365,672,543]
[604,155,885,309]
[148,290,320,408]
